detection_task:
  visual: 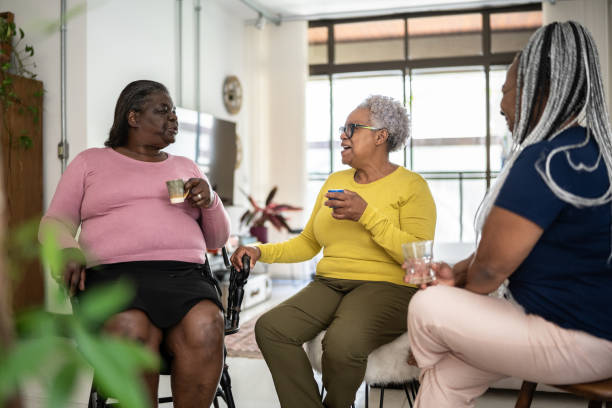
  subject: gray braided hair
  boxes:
[358,95,410,152]
[475,21,612,250]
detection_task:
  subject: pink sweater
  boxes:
[40,148,230,267]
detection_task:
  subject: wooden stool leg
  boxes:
[515,381,537,408]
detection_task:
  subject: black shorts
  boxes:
[75,260,223,330]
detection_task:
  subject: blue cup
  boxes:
[328,189,343,208]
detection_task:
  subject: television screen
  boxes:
[164,107,236,205]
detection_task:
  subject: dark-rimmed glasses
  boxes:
[339,123,384,139]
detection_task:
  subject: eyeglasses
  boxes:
[339,123,384,139]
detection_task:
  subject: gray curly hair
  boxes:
[357,95,410,152]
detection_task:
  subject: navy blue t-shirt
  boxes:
[495,126,612,341]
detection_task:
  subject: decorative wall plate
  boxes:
[223,75,242,115]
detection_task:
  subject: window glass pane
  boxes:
[389,148,405,167]
[491,11,542,54]
[489,65,512,171]
[411,67,486,172]
[408,14,482,59]
[334,20,404,64]
[331,72,405,172]
[307,77,331,174]
[309,26,328,65]
[425,177,460,242]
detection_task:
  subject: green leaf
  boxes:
[77,281,134,327]
[19,28,24,39]
[48,362,78,408]
[0,337,66,401]
[73,327,153,408]
[19,135,32,150]
[15,309,57,337]
[39,224,65,283]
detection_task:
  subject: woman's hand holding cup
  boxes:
[184,178,215,208]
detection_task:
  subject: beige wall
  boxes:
[245,21,308,229]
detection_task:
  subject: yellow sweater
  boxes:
[258,167,436,286]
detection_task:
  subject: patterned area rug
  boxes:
[225,315,263,359]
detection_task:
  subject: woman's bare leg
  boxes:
[165,300,224,408]
[104,309,163,407]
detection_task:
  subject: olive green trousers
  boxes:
[255,276,417,408]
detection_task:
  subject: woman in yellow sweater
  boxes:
[231,95,436,408]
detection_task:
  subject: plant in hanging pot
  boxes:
[239,186,302,243]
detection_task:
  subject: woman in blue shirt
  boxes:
[407,21,612,408]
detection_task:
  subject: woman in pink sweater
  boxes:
[39,80,230,407]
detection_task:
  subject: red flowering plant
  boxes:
[239,186,302,233]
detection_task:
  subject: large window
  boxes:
[306,6,541,242]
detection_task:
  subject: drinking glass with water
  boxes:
[402,240,435,285]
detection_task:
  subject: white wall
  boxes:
[543,0,612,111]
[85,0,177,149]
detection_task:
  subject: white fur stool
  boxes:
[304,330,420,408]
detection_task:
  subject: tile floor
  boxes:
[22,280,588,408]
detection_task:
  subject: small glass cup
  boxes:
[402,240,435,285]
[166,179,187,204]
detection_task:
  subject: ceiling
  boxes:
[229,0,542,22]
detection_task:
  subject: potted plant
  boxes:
[0,11,41,152]
[239,186,302,243]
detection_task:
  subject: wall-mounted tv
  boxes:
[164,107,236,205]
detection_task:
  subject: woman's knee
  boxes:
[254,307,284,345]
[170,302,224,353]
[322,329,368,367]
[104,309,161,347]
[408,286,455,332]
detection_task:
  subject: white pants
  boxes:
[407,286,612,408]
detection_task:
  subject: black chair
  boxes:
[87,248,251,407]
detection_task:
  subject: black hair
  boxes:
[104,80,169,147]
